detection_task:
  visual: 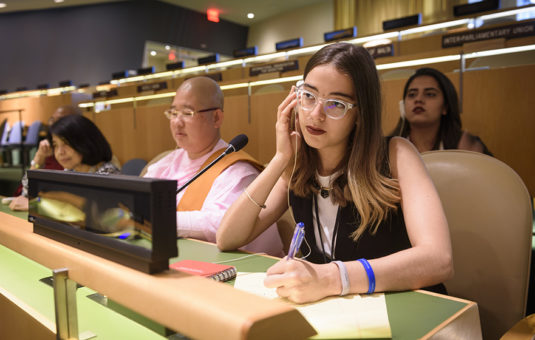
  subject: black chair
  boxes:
[121,158,148,176]
[5,121,25,167]
[0,119,7,140]
[0,121,11,166]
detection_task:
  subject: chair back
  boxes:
[23,121,42,146]
[7,121,25,145]
[422,150,532,340]
[121,158,148,176]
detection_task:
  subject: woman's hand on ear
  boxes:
[275,88,299,164]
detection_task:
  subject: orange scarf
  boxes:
[176,148,263,211]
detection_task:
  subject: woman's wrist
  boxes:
[30,158,43,169]
[323,262,344,297]
[32,153,46,168]
[270,153,291,172]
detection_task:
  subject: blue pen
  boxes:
[287,222,305,260]
[118,232,132,240]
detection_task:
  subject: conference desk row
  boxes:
[0,208,482,339]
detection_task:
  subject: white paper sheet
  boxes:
[234,272,392,339]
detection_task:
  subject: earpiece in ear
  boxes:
[398,100,406,120]
[295,80,303,111]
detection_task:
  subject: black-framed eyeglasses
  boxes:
[163,107,219,120]
[297,89,355,120]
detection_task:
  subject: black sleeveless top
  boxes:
[290,192,410,263]
[289,187,447,294]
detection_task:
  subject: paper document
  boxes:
[234,272,392,339]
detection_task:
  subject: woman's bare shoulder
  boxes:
[388,136,422,179]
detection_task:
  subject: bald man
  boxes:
[144,77,283,256]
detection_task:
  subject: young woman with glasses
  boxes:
[217,43,453,303]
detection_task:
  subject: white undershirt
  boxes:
[312,173,339,258]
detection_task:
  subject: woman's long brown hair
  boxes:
[290,43,400,241]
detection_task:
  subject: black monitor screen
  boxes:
[27,170,178,273]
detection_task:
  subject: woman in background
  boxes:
[47,114,118,174]
[217,43,453,304]
[390,67,492,155]
[10,115,119,211]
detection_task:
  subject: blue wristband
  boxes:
[357,258,375,294]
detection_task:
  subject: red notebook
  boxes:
[170,259,236,282]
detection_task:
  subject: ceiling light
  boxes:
[247,13,254,19]
[150,51,156,56]
[0,3,6,8]
[54,0,65,3]
[165,45,171,50]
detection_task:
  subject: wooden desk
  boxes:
[0,212,482,339]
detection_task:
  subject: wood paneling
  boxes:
[0,93,88,126]
[251,92,287,165]
[88,103,175,165]
[0,294,55,340]
[221,91,286,165]
[221,94,255,157]
[461,65,535,197]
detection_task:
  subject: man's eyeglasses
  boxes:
[164,107,219,120]
[297,89,355,120]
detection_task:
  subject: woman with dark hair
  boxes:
[391,67,492,155]
[217,43,453,303]
[10,115,119,211]
[48,114,118,173]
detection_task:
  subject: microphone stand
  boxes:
[176,148,233,194]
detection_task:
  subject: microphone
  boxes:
[223,134,248,155]
[176,134,248,194]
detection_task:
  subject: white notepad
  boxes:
[234,272,392,339]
